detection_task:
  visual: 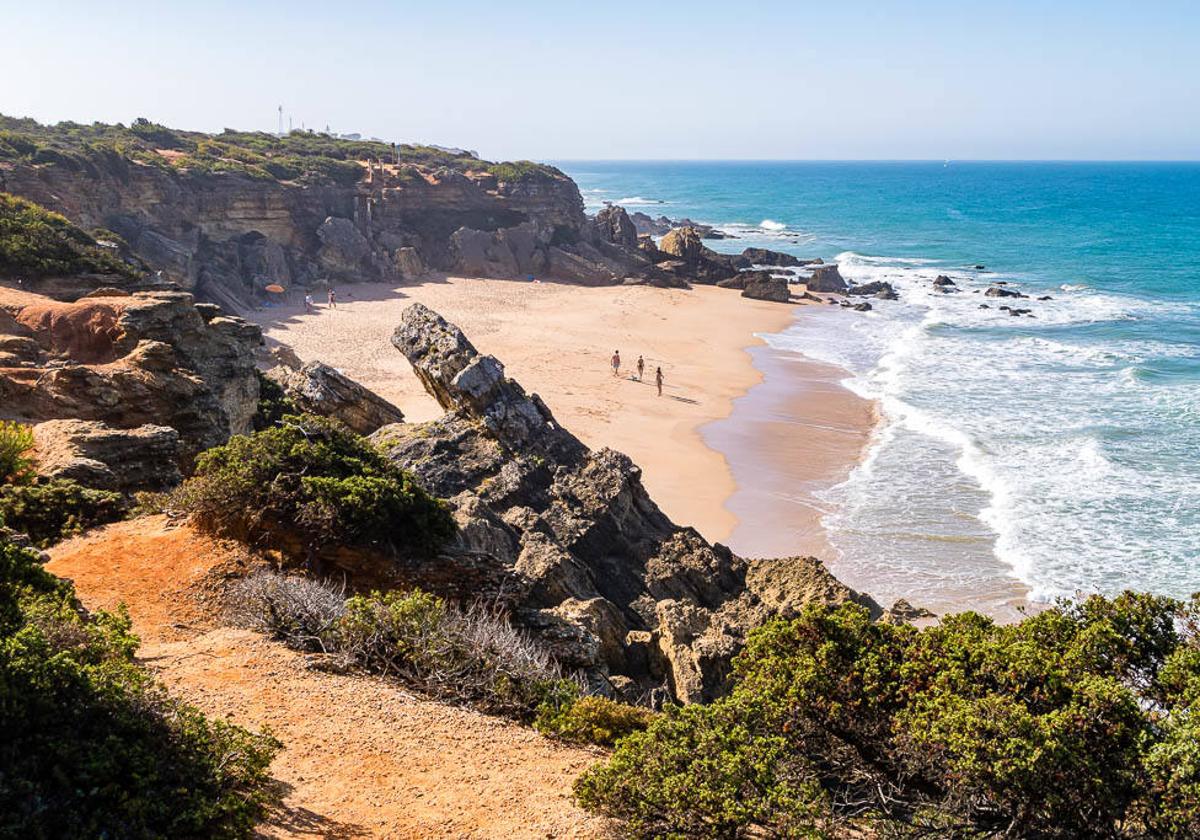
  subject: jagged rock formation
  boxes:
[267,361,404,435]
[0,291,262,464]
[366,303,878,702]
[32,419,182,492]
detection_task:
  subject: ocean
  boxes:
[559,161,1200,613]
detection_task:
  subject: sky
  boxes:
[2,0,1197,161]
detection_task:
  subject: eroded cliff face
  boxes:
[0,290,262,465]
[0,156,591,310]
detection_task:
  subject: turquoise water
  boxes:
[560,161,1200,609]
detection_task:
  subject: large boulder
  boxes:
[365,303,880,702]
[32,419,182,492]
[740,247,808,268]
[592,205,639,249]
[805,264,848,294]
[741,275,791,303]
[847,280,897,299]
[316,216,372,276]
[658,227,707,263]
[268,361,405,435]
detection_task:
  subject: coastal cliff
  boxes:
[0,117,680,310]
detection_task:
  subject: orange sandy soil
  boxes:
[47,518,614,839]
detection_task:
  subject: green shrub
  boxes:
[0,192,137,278]
[228,571,574,719]
[0,478,126,547]
[173,414,454,560]
[535,686,656,747]
[251,370,297,430]
[0,533,280,838]
[575,596,1200,838]
[0,420,35,484]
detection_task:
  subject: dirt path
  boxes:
[47,519,612,839]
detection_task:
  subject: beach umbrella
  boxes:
[264,284,286,293]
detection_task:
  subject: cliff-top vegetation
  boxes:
[0,192,139,278]
[0,115,566,187]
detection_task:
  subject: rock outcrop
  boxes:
[32,419,182,492]
[656,227,741,285]
[740,248,818,268]
[268,361,405,435]
[740,274,791,303]
[848,280,897,300]
[358,304,877,703]
[804,264,848,294]
[0,291,261,464]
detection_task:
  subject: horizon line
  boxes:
[548,158,1200,164]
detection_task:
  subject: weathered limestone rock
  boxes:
[658,226,707,263]
[0,291,261,463]
[592,205,639,249]
[267,361,405,435]
[366,303,881,703]
[32,419,181,492]
[393,246,426,279]
[316,216,372,277]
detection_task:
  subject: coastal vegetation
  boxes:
[171,413,455,560]
[0,478,125,548]
[0,192,137,278]
[0,420,126,548]
[0,533,279,838]
[575,595,1200,838]
[0,115,566,186]
[229,570,573,719]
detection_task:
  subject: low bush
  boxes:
[535,686,656,747]
[0,192,137,278]
[228,570,575,718]
[251,370,297,431]
[0,477,126,547]
[0,533,280,838]
[0,420,34,484]
[575,595,1200,838]
[172,414,455,561]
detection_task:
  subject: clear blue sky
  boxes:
[3,0,1197,161]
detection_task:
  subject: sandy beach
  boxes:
[247,278,874,550]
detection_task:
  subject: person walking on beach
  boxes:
[655,366,664,396]
[327,288,337,309]
[636,355,645,382]
[304,293,314,314]
[611,350,621,377]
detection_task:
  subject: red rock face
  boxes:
[16,300,128,364]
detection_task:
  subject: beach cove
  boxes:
[246,277,875,556]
